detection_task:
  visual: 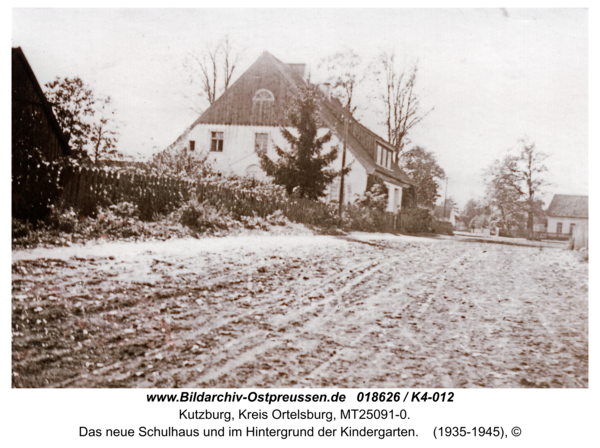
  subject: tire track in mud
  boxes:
[199,245,419,387]
[14,236,588,388]
[284,243,461,386]
[182,252,390,387]
[178,253,391,387]
[276,242,529,387]
[190,242,452,387]
[178,256,382,342]
[45,246,388,387]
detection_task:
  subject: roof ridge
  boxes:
[12,47,71,155]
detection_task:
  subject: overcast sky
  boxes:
[12,8,588,208]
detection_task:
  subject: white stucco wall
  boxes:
[186,124,369,204]
[547,216,588,234]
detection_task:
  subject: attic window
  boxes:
[189,140,195,151]
[253,89,274,102]
[376,143,394,170]
[252,89,275,125]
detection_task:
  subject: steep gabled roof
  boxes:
[12,47,70,156]
[318,96,413,188]
[547,194,588,219]
[193,51,304,127]
[184,51,413,188]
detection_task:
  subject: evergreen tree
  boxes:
[258,85,345,200]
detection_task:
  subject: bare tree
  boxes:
[89,96,120,165]
[485,138,549,239]
[183,36,243,114]
[375,52,433,152]
[318,48,365,113]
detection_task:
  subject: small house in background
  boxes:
[12,47,70,161]
[433,203,456,227]
[546,194,588,239]
[166,51,414,213]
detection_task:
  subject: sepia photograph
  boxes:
[11,8,588,389]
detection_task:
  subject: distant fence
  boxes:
[537,232,571,241]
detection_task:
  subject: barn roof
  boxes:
[181,51,413,188]
[546,194,588,219]
[12,47,71,156]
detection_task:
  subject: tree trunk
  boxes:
[527,209,534,240]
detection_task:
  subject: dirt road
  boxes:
[11,233,588,388]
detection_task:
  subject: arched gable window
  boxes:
[252,89,275,125]
[253,89,274,102]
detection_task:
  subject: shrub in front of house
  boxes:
[399,207,433,234]
[12,203,150,248]
[431,219,454,236]
[356,176,389,212]
[12,146,66,224]
[266,210,288,226]
[178,198,235,232]
[341,204,385,232]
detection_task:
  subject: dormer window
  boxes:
[376,143,395,170]
[252,89,274,124]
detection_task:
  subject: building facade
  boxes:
[546,194,588,236]
[167,51,413,212]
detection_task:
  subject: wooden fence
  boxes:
[539,232,572,241]
[59,166,194,219]
[55,166,418,233]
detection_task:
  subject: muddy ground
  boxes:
[11,232,588,388]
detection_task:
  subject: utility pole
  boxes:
[443,176,448,218]
[338,104,349,217]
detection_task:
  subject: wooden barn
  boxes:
[12,47,70,161]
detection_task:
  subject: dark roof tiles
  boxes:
[188,51,414,188]
[547,194,588,219]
